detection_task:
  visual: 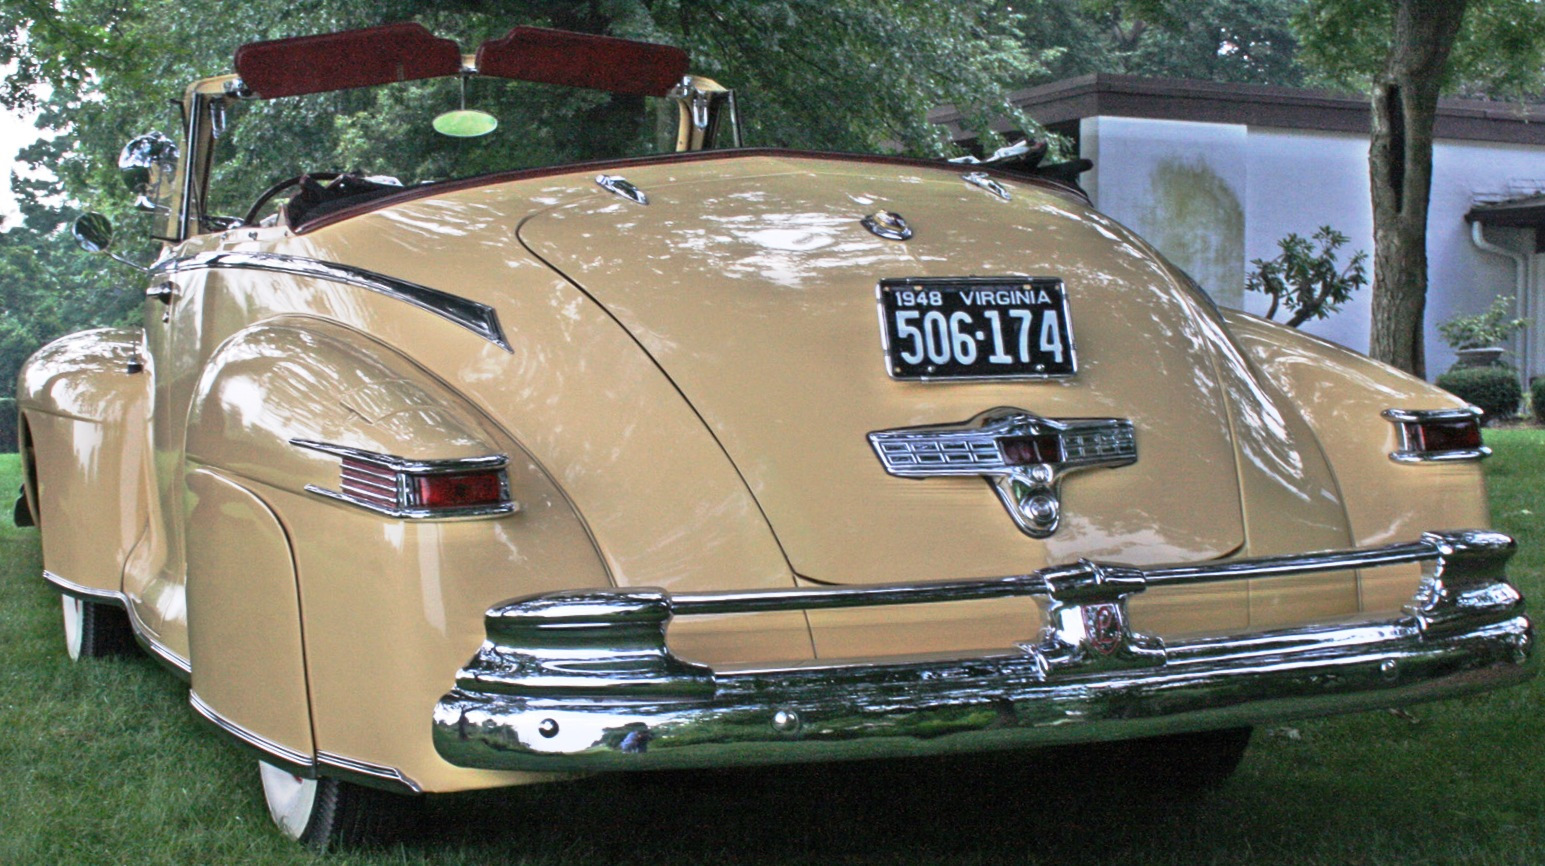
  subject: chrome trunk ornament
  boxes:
[962,171,1011,201]
[868,409,1137,537]
[595,174,648,205]
[861,210,912,241]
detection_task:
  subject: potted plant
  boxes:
[1437,295,1527,368]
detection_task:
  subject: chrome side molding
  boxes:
[153,252,511,352]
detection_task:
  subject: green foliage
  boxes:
[1245,225,1368,328]
[1437,294,1528,350]
[1435,365,1521,423]
[1295,0,1545,97]
[1023,0,1307,86]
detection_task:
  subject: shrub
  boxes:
[1244,226,1367,328]
[1436,367,1521,424]
[1437,295,1527,350]
[1532,378,1545,425]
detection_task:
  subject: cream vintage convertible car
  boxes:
[16,22,1534,850]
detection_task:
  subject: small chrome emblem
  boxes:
[862,210,912,241]
[595,174,648,205]
[962,171,1011,201]
[1082,603,1124,655]
[868,408,1137,538]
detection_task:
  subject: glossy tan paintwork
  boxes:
[17,328,151,601]
[19,143,1491,792]
[185,468,311,757]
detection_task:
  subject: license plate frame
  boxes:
[876,277,1076,381]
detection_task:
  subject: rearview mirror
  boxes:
[118,131,179,212]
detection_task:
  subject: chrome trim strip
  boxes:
[1390,448,1493,464]
[1382,406,1491,464]
[41,569,122,604]
[292,438,519,520]
[42,569,192,675]
[1382,406,1484,423]
[962,171,1011,200]
[188,694,422,794]
[190,691,317,774]
[152,251,510,351]
[316,751,424,795]
[434,530,1532,773]
[595,174,648,205]
[292,439,509,474]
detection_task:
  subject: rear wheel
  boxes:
[260,762,419,850]
[60,594,136,660]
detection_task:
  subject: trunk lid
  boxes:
[518,156,1246,584]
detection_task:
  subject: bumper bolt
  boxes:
[538,718,560,738]
[1380,659,1398,681]
[772,709,802,734]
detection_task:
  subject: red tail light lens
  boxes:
[413,471,507,510]
[1406,418,1483,452]
[999,434,1065,465]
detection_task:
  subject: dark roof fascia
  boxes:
[1466,196,1545,229]
[932,74,1545,147]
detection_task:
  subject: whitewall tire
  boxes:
[258,761,420,850]
[59,593,135,660]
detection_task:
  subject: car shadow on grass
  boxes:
[410,743,1230,864]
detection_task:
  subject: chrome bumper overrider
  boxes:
[433,530,1533,772]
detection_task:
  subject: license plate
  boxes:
[877,277,1076,380]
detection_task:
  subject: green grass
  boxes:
[3,435,1544,864]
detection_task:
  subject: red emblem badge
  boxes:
[1082,603,1124,655]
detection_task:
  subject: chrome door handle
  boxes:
[147,282,175,303]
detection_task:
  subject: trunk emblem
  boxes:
[868,409,1137,538]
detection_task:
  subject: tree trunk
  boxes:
[1367,0,1469,378]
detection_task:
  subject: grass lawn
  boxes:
[2,433,1543,865]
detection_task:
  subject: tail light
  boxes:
[1383,407,1490,464]
[295,439,519,518]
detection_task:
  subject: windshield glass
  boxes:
[204,78,681,221]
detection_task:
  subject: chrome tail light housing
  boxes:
[293,439,519,519]
[1383,407,1490,464]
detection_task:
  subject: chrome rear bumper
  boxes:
[433,530,1533,772]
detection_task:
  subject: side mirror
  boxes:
[72,212,148,272]
[72,212,114,253]
[118,132,178,212]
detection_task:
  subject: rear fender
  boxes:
[1224,311,1489,614]
[183,319,608,791]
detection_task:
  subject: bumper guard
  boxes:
[434,530,1533,772]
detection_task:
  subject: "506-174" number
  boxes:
[892,308,1064,367]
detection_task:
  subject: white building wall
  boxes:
[1080,115,1545,380]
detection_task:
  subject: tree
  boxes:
[1246,225,1368,328]
[1296,0,1545,377]
[1018,0,1307,87]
